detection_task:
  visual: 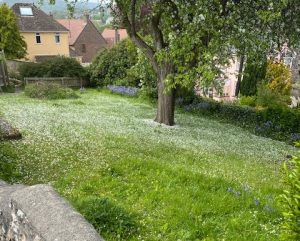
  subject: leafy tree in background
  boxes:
[0,3,26,59]
[240,56,267,96]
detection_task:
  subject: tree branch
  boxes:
[151,10,165,50]
[115,0,159,72]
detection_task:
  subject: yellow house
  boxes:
[11,3,70,62]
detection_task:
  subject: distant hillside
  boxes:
[3,0,100,13]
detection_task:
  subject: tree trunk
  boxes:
[235,55,245,97]
[0,51,9,86]
[154,63,176,126]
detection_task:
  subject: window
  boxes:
[81,44,86,53]
[20,7,33,16]
[55,33,60,44]
[35,33,41,44]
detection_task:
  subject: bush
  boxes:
[240,96,257,107]
[19,56,87,79]
[8,70,21,80]
[256,84,290,108]
[279,144,300,240]
[1,83,15,93]
[89,39,138,87]
[265,61,292,96]
[25,82,79,99]
[89,39,158,100]
[254,61,292,109]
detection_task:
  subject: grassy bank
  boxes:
[0,90,296,240]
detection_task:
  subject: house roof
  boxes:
[11,3,68,32]
[57,19,88,45]
[102,28,128,44]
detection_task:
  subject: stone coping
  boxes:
[0,183,104,241]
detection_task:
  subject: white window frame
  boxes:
[20,7,33,16]
[55,33,60,44]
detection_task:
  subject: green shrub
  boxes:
[240,96,257,107]
[25,82,79,100]
[254,61,292,109]
[89,39,138,87]
[279,144,300,240]
[262,107,300,133]
[184,96,300,143]
[256,84,290,108]
[89,39,159,99]
[19,56,87,79]
[1,83,15,93]
[265,61,292,96]
[176,87,197,106]
[18,62,41,79]
[8,70,21,80]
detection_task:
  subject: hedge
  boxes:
[19,56,87,79]
[182,97,300,143]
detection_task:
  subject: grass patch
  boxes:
[0,143,23,182]
[0,90,297,240]
[75,196,139,239]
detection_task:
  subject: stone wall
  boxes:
[0,181,104,241]
[6,60,25,74]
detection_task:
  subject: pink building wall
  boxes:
[222,57,240,100]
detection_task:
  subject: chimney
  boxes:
[114,29,121,44]
[49,11,53,19]
[83,11,90,23]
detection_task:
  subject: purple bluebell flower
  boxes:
[107,85,139,96]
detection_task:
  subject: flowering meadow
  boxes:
[0,90,296,240]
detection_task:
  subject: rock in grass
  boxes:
[0,118,22,140]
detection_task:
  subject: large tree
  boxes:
[111,0,299,125]
[59,0,299,125]
[235,0,300,96]
[0,4,27,59]
[0,3,27,86]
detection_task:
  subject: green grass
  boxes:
[0,90,296,240]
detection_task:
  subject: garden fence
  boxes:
[24,77,88,88]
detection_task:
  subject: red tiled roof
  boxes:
[102,28,128,44]
[57,19,87,45]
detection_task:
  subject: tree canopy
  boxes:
[0,3,27,59]
[110,0,300,124]
[54,0,300,125]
